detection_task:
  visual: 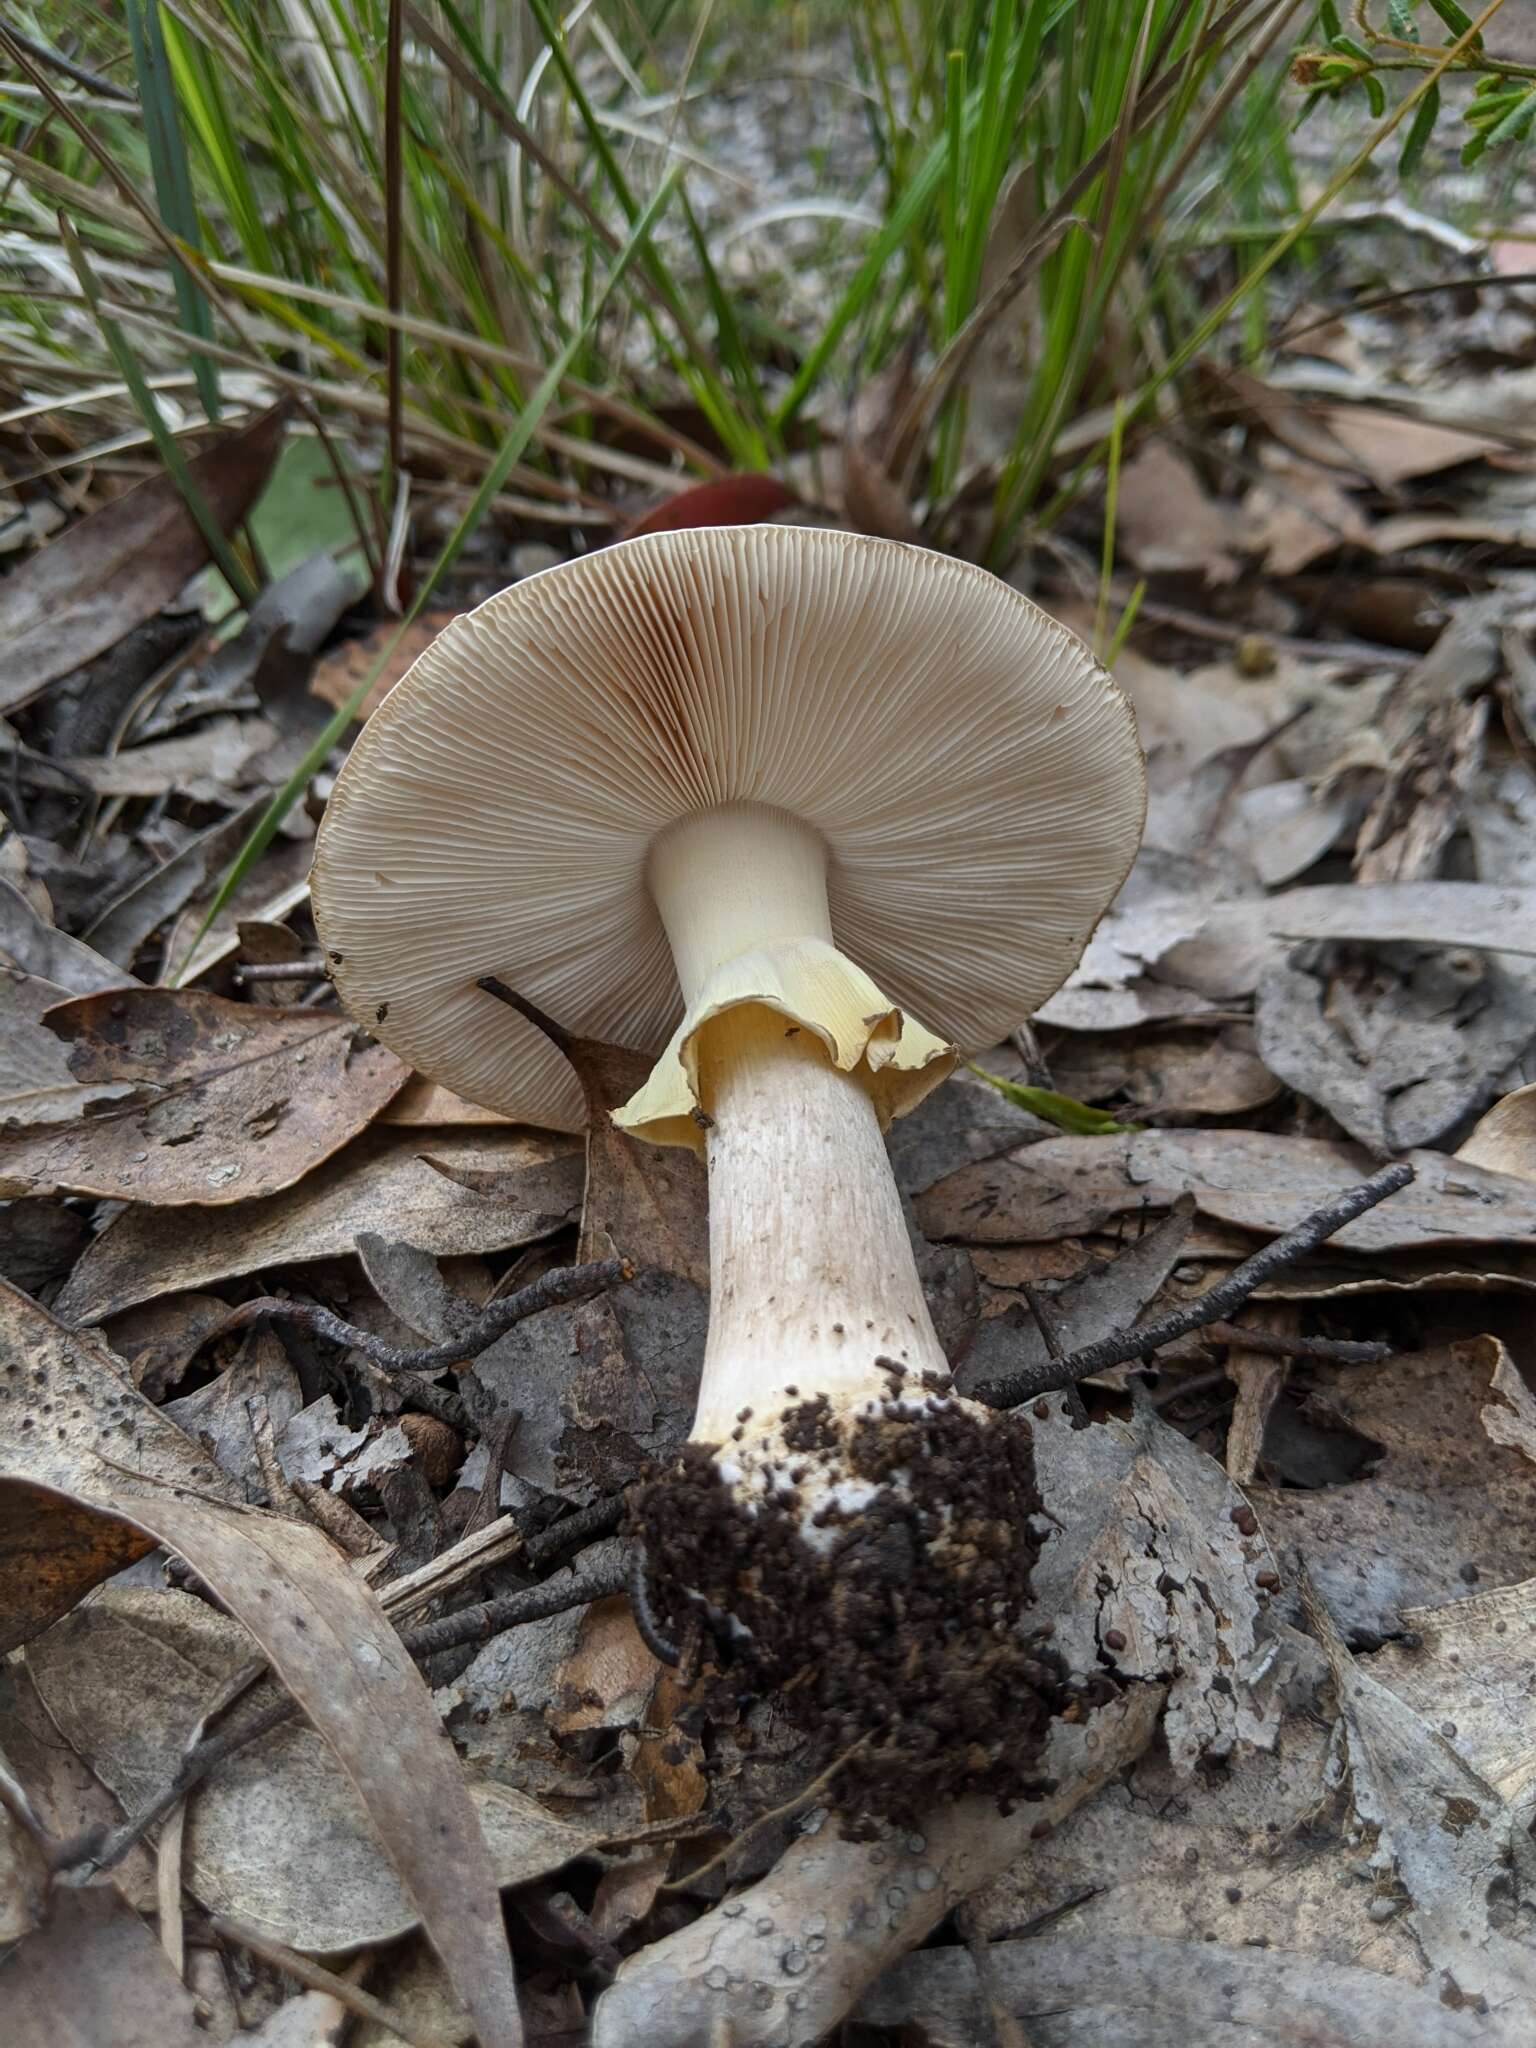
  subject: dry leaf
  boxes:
[82,794,274,970]
[571,1038,709,1290]
[0,879,137,993]
[309,611,456,724]
[28,1588,615,1952]
[13,715,280,799]
[619,473,797,540]
[377,1075,513,1127]
[1479,1332,1536,1466]
[0,407,284,714]
[0,1887,208,2048]
[1115,443,1240,583]
[1255,946,1534,1153]
[1256,1343,1536,1644]
[0,1475,524,2048]
[1303,1570,1536,2018]
[1313,402,1505,486]
[917,1128,1536,1256]
[0,1279,241,1651]
[0,989,410,1203]
[56,1126,581,1323]
[1458,1082,1536,1181]
[0,969,137,1126]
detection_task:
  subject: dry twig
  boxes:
[975,1162,1414,1408]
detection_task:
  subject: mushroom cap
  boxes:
[312,526,1145,1121]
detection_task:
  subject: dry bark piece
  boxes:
[856,1932,1527,2047]
[0,406,284,714]
[0,989,410,1203]
[590,1687,1163,2048]
[55,1126,581,1323]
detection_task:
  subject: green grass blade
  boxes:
[171,163,685,984]
[59,214,256,608]
[123,0,221,421]
[967,1064,1141,1138]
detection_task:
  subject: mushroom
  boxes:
[312,525,1144,1809]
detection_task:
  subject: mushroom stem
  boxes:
[648,801,949,1446]
[692,1001,948,1443]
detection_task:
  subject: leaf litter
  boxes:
[10,145,1536,2048]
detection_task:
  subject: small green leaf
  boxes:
[1400,79,1439,173]
[1480,87,1536,153]
[966,1064,1142,1138]
[1328,32,1371,58]
[1426,0,1481,47]
[1363,72,1387,119]
[1386,0,1418,40]
[1318,0,1343,37]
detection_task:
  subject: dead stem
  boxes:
[975,1162,1414,1408]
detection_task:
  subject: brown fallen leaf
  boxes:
[917,1129,1536,1256]
[28,1588,618,1953]
[0,988,410,1204]
[0,1279,241,1652]
[0,407,286,715]
[0,969,138,1126]
[1114,442,1240,584]
[1312,401,1506,487]
[0,1473,524,2048]
[618,473,797,541]
[0,879,138,994]
[1457,1082,1536,1181]
[571,1037,709,1291]
[377,1075,515,1127]
[56,1126,582,1323]
[0,1887,207,2048]
[309,610,456,723]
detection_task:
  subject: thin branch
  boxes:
[400,1556,631,1661]
[1201,1321,1392,1364]
[60,1545,634,1881]
[975,1163,1415,1408]
[211,1917,464,2048]
[217,1257,632,1375]
[0,20,136,100]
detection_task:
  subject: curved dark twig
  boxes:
[212,1257,633,1375]
[975,1163,1415,1409]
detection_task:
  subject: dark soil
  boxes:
[635,1387,1106,1823]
